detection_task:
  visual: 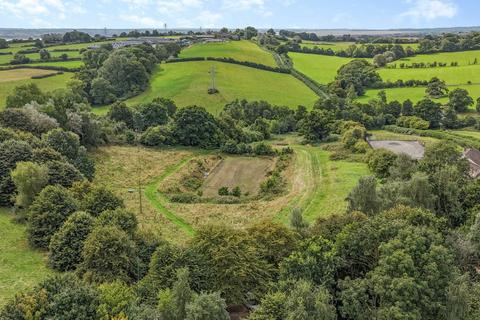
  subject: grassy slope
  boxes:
[121,61,318,114]
[22,60,84,69]
[0,208,52,307]
[277,145,368,223]
[302,41,419,51]
[359,84,480,104]
[179,40,277,67]
[379,64,480,85]
[0,72,74,110]
[390,49,480,66]
[289,52,356,83]
[0,51,82,65]
[0,68,58,82]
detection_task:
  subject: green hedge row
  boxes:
[384,125,480,149]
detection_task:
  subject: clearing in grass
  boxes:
[179,40,277,67]
[121,61,318,114]
[0,208,52,307]
[201,156,275,197]
[0,72,73,110]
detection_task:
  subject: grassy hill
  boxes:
[358,84,480,105]
[118,61,318,114]
[0,71,74,109]
[289,52,356,83]
[390,50,480,66]
[179,40,277,67]
[0,208,52,307]
[379,64,480,85]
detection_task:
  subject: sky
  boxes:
[0,0,478,30]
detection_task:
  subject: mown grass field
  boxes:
[0,51,82,65]
[301,41,419,51]
[0,208,52,307]
[0,68,59,82]
[289,52,356,83]
[0,72,74,110]
[390,49,480,66]
[201,156,274,197]
[379,64,480,85]
[179,40,277,67]
[23,60,84,69]
[359,84,480,104]
[120,61,318,114]
[276,143,369,223]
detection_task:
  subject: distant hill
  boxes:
[2,26,480,40]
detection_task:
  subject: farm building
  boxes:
[463,148,480,179]
[368,140,425,160]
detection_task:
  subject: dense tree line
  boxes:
[77,43,179,105]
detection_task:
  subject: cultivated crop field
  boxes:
[123,61,318,114]
[201,156,274,197]
[0,72,73,109]
[289,52,356,83]
[0,208,52,307]
[179,40,277,67]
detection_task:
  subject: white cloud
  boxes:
[119,14,164,27]
[156,0,203,14]
[400,0,458,20]
[223,0,264,10]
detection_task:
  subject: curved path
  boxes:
[143,155,196,236]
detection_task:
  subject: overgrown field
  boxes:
[289,52,356,83]
[0,72,74,109]
[122,61,318,114]
[179,40,277,67]
[90,145,197,243]
[0,208,52,307]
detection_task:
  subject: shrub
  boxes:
[254,142,275,156]
[366,149,398,179]
[170,193,201,203]
[231,186,241,197]
[396,115,430,130]
[218,187,229,196]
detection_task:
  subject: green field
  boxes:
[302,41,419,51]
[289,52,356,83]
[390,50,480,66]
[0,208,52,306]
[0,51,82,65]
[179,40,277,67]
[119,61,318,114]
[0,72,74,109]
[379,64,480,85]
[19,60,84,69]
[359,83,480,104]
[277,144,369,223]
